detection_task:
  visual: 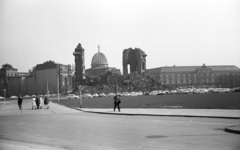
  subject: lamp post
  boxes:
[57,64,61,102]
[78,85,82,108]
[57,74,59,102]
[3,89,6,101]
[47,80,49,98]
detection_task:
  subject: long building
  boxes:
[0,61,73,97]
[146,64,240,88]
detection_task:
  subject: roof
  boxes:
[91,52,108,66]
[147,65,240,73]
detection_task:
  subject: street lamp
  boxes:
[57,64,61,102]
[78,85,82,108]
[3,89,6,101]
[47,80,49,98]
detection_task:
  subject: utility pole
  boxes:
[57,65,60,102]
[78,85,82,108]
[47,80,49,98]
[3,89,6,101]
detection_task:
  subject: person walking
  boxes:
[113,94,121,112]
[44,96,49,109]
[18,94,23,110]
[32,95,36,110]
[35,95,40,109]
[39,96,43,109]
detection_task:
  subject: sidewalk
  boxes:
[77,108,240,119]
[77,108,240,134]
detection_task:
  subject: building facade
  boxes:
[146,64,240,88]
[0,64,30,97]
[0,61,73,97]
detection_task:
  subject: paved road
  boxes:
[0,100,240,150]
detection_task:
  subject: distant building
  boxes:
[146,64,240,88]
[85,45,120,77]
[0,64,30,97]
[0,61,73,97]
[33,61,73,95]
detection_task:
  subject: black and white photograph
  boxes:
[0,0,240,149]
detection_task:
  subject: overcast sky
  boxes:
[0,0,240,72]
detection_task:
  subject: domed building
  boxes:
[85,47,120,77]
[91,52,108,68]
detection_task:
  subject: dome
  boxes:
[91,52,108,68]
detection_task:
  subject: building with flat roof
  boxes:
[0,61,73,97]
[146,64,240,88]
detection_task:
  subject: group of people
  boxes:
[32,95,49,110]
[18,93,120,112]
[17,94,49,110]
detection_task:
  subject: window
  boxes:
[175,79,178,84]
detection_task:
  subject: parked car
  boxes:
[116,92,122,96]
[24,95,30,98]
[10,96,17,98]
[144,91,150,95]
[169,90,177,94]
[156,90,163,95]
[194,88,208,94]
[106,93,116,97]
[149,90,159,95]
[130,92,138,96]
[218,88,230,93]
[231,87,240,92]
[121,92,130,96]
[92,93,99,98]
[137,91,143,96]
[0,96,4,99]
[66,94,79,99]
[82,93,93,98]
[99,93,106,97]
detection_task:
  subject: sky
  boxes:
[0,0,240,72]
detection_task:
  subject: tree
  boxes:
[1,63,15,70]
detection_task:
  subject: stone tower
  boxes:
[122,48,147,76]
[73,43,85,85]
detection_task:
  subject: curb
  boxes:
[75,108,240,119]
[224,125,240,134]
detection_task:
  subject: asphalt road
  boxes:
[0,100,240,150]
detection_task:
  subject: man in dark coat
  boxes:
[44,96,49,109]
[113,95,121,112]
[18,95,23,110]
[35,95,40,109]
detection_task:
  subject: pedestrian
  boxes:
[44,96,49,109]
[35,95,40,109]
[18,94,23,110]
[39,96,43,109]
[113,94,121,112]
[32,95,36,110]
